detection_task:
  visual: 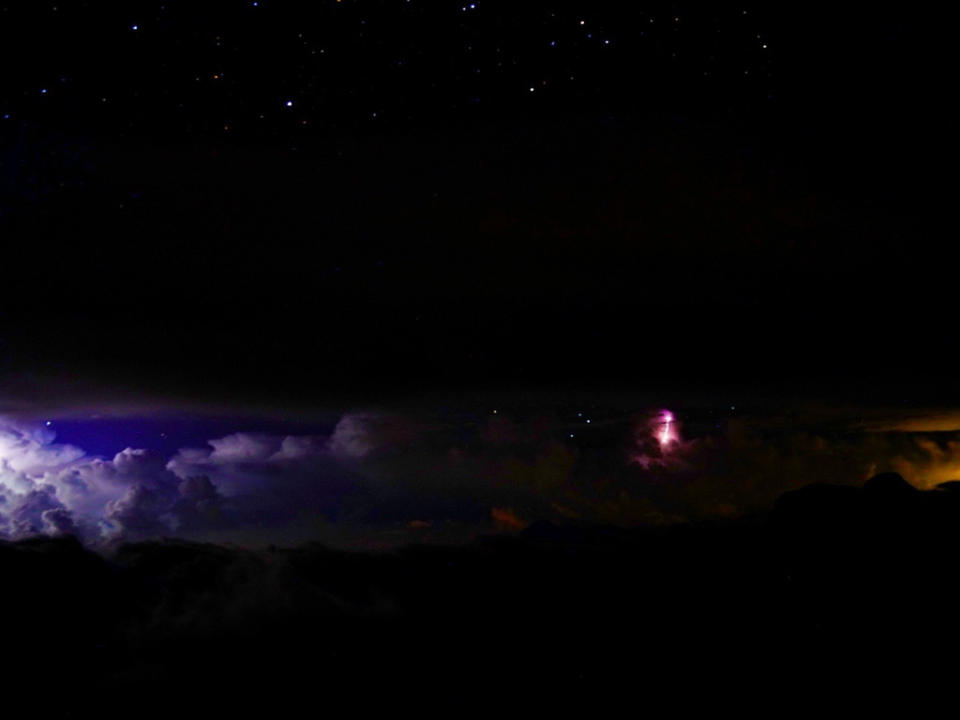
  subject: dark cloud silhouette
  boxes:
[6,471,960,714]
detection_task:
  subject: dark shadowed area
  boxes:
[6,474,960,714]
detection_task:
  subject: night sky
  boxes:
[0,2,947,399]
[0,0,960,546]
[0,1,954,543]
[0,0,953,527]
[3,4,960,712]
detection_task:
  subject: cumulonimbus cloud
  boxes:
[4,407,960,548]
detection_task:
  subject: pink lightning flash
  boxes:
[658,410,676,447]
[629,409,680,469]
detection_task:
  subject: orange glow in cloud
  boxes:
[889,437,960,490]
[491,507,528,531]
[862,411,960,433]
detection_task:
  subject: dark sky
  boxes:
[0,2,950,405]
[5,10,960,710]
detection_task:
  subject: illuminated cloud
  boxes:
[629,409,690,470]
[0,420,85,473]
[5,403,960,547]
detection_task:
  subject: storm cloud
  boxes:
[3,404,960,547]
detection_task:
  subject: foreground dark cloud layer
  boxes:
[4,400,960,548]
[7,474,960,715]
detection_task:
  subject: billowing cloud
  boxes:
[5,404,960,548]
[0,416,228,542]
[0,420,84,473]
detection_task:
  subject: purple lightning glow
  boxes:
[658,410,676,447]
[628,409,681,469]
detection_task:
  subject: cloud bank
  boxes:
[4,404,960,547]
